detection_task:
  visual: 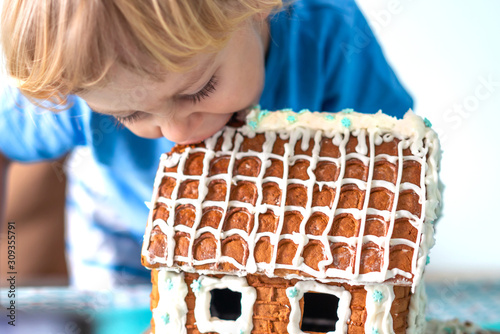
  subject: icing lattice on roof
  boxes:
[141,109,441,289]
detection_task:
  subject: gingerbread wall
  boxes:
[150,270,412,334]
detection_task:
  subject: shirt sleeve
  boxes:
[321,1,413,117]
[0,85,89,162]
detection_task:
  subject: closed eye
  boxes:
[182,75,218,104]
[115,111,144,124]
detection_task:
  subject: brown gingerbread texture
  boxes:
[141,109,441,334]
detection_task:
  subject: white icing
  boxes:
[244,109,431,148]
[152,270,188,334]
[192,275,256,334]
[364,285,396,334]
[353,130,376,278]
[286,280,351,334]
[407,279,427,334]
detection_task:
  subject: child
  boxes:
[0,0,412,288]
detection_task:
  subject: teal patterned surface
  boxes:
[426,280,500,331]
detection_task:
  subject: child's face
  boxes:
[81,21,268,144]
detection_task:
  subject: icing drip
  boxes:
[243,108,434,157]
[353,129,375,279]
[407,279,427,334]
[152,270,188,334]
[364,284,396,334]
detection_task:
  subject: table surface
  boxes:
[1,279,499,333]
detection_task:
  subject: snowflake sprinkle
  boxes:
[287,115,298,124]
[341,117,351,128]
[286,287,299,298]
[426,255,431,265]
[161,313,170,324]
[325,114,335,121]
[372,290,384,303]
[248,121,258,130]
[424,117,432,127]
[257,110,270,121]
[190,279,202,294]
[166,278,174,291]
[372,328,380,334]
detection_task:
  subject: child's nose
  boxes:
[155,113,201,143]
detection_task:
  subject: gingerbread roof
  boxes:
[141,109,441,288]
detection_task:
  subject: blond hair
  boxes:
[1,0,282,105]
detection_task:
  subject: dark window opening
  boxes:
[209,288,242,321]
[301,292,340,333]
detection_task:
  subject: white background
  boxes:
[356,0,500,279]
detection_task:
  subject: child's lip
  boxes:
[177,111,242,145]
[177,136,209,145]
[176,109,252,145]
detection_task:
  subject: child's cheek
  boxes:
[209,75,263,114]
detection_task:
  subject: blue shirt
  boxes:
[0,0,412,288]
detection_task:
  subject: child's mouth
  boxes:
[226,108,249,127]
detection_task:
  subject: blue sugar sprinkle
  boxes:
[372,328,380,334]
[287,115,298,124]
[426,255,431,265]
[281,108,293,112]
[190,279,202,293]
[341,117,351,128]
[286,287,299,298]
[161,313,170,324]
[258,110,270,121]
[299,108,310,114]
[342,108,354,114]
[166,279,174,291]
[424,117,432,127]
[325,114,335,121]
[248,121,258,130]
[372,290,384,303]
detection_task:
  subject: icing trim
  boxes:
[407,279,427,334]
[193,275,256,334]
[152,271,188,334]
[286,280,351,334]
[244,108,430,147]
[364,284,396,334]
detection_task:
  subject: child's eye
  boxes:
[183,76,218,104]
[115,111,144,124]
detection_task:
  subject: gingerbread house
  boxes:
[141,108,441,334]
